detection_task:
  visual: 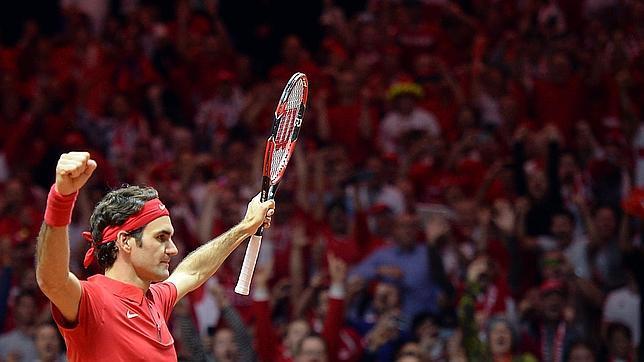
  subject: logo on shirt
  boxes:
[159,204,166,210]
[126,310,139,319]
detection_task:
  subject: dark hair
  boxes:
[411,311,440,336]
[89,185,159,269]
[16,289,37,304]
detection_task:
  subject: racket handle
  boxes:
[234,234,262,295]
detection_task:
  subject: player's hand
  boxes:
[55,152,97,196]
[242,193,275,233]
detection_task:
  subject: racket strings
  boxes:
[276,80,303,144]
[270,148,286,180]
[271,79,305,181]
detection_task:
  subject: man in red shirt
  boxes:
[35,152,275,361]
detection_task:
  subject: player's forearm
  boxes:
[173,222,252,290]
[35,224,72,289]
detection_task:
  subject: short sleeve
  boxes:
[149,282,178,321]
[51,280,104,335]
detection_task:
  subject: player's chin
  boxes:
[151,272,170,282]
[152,267,170,281]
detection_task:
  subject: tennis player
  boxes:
[36,152,275,361]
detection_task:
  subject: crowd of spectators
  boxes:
[0,0,643,361]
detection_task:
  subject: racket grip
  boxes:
[234,234,262,295]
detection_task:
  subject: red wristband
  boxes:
[44,184,78,227]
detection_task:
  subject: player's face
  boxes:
[132,216,178,282]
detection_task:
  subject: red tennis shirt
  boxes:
[51,274,178,361]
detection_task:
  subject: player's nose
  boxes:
[165,239,179,256]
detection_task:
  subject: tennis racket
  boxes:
[235,72,308,295]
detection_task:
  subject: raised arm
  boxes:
[323,254,347,362]
[36,152,97,323]
[166,194,275,301]
[251,261,280,362]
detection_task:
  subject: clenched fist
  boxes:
[55,152,97,196]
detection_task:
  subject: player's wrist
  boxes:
[54,181,77,197]
[238,219,258,235]
[44,184,78,227]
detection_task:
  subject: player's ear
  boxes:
[116,231,132,253]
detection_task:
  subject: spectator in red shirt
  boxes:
[315,70,378,164]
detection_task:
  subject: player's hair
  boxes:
[89,185,159,269]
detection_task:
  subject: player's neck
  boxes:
[105,262,151,291]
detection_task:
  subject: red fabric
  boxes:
[82,198,170,268]
[408,161,461,203]
[486,239,511,276]
[456,158,487,197]
[622,188,644,218]
[353,211,387,259]
[51,275,178,361]
[0,47,18,73]
[265,224,296,282]
[321,297,363,362]
[253,299,287,362]
[92,198,170,244]
[533,76,584,141]
[474,286,505,316]
[419,93,459,142]
[319,226,362,265]
[44,184,78,227]
[539,279,565,295]
[323,297,343,362]
[325,103,378,163]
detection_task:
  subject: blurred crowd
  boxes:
[1,0,643,361]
